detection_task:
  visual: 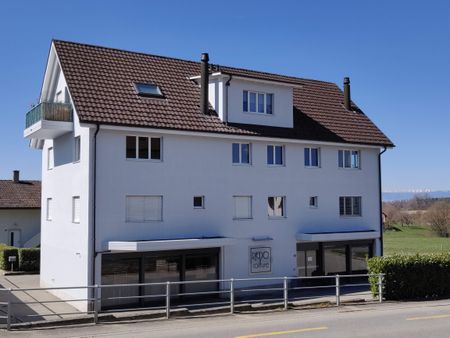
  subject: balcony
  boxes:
[24,102,73,140]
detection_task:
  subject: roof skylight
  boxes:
[135,82,164,98]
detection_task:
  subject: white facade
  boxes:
[30,45,386,311]
[0,209,40,247]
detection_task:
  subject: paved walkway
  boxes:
[0,275,82,325]
[0,274,376,329]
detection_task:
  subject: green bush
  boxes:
[18,248,40,272]
[368,254,450,300]
[0,247,19,271]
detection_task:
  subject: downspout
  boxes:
[378,146,387,256]
[92,124,100,286]
[224,73,232,124]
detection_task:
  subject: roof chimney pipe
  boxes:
[13,170,19,183]
[200,53,209,115]
[343,77,351,110]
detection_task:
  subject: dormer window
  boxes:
[243,91,273,114]
[135,82,164,98]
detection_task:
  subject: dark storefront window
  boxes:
[351,245,371,273]
[101,248,219,309]
[101,256,140,308]
[185,254,218,293]
[296,243,320,277]
[144,256,181,299]
[324,245,347,275]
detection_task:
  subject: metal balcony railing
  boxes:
[25,102,73,129]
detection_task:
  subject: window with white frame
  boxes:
[309,196,318,208]
[55,90,63,103]
[74,136,81,162]
[233,196,252,219]
[339,196,362,216]
[243,90,273,114]
[126,195,162,222]
[304,147,320,167]
[267,145,284,165]
[46,198,53,221]
[126,136,161,160]
[232,143,251,164]
[338,150,360,169]
[268,196,286,217]
[193,196,205,209]
[47,147,54,170]
[72,196,80,223]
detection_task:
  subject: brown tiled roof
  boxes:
[0,180,41,209]
[53,40,393,147]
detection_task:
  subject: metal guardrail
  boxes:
[0,273,384,330]
[25,102,73,128]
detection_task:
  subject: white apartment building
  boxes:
[24,40,393,310]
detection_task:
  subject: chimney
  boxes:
[13,170,19,183]
[343,77,351,110]
[200,53,209,115]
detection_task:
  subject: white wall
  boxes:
[0,209,40,247]
[39,66,93,310]
[95,129,380,281]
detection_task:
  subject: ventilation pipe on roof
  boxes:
[13,170,19,183]
[200,53,209,115]
[343,77,351,110]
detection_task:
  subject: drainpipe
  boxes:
[224,73,232,124]
[92,124,100,287]
[378,146,387,256]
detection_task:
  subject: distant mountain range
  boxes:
[382,191,450,202]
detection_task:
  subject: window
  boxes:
[339,196,362,216]
[309,196,318,208]
[243,91,274,114]
[232,143,250,164]
[268,196,285,218]
[267,145,284,165]
[74,136,81,162]
[338,150,360,169]
[126,136,162,160]
[72,196,80,223]
[193,196,205,209]
[126,196,163,222]
[46,198,52,221]
[233,196,252,219]
[304,148,320,167]
[135,83,164,98]
[47,147,54,170]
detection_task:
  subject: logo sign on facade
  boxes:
[250,247,271,273]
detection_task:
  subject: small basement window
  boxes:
[135,82,164,98]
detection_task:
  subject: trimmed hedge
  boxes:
[0,247,19,270]
[368,254,450,300]
[18,248,40,272]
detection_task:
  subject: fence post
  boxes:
[230,278,234,314]
[166,281,171,319]
[335,275,340,307]
[378,274,383,303]
[283,277,288,311]
[6,289,11,331]
[93,285,99,324]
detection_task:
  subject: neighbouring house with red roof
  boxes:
[24,40,393,310]
[0,171,41,247]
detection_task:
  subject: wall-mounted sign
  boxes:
[250,247,271,273]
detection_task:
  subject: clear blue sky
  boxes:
[1,0,449,191]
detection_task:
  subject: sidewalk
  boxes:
[0,274,377,329]
[0,274,82,325]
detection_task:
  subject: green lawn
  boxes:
[384,225,450,255]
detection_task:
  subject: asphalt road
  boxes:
[5,299,450,337]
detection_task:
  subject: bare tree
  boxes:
[426,200,450,237]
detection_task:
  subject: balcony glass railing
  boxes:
[25,102,73,128]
